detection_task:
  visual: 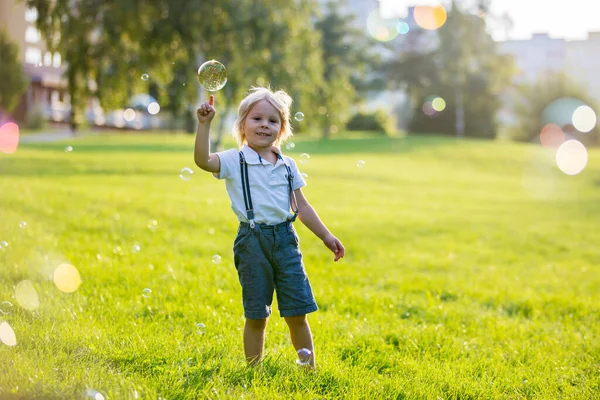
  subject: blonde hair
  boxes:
[232,86,293,148]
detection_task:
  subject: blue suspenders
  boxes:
[239,151,298,228]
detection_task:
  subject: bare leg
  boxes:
[244,318,268,365]
[284,315,316,369]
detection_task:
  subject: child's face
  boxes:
[243,100,282,149]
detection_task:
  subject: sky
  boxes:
[488,0,600,41]
[375,0,600,41]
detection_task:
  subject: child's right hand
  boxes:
[196,95,215,124]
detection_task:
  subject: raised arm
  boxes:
[194,95,221,173]
[293,188,345,262]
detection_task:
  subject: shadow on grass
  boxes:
[16,134,461,155]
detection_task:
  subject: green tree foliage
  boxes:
[381,1,514,138]
[509,73,599,144]
[0,28,28,114]
[315,0,377,138]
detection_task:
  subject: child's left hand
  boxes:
[323,234,345,262]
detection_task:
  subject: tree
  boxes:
[381,1,515,138]
[315,0,376,139]
[509,73,599,145]
[0,28,28,114]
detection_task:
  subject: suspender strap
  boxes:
[239,152,255,228]
[277,153,298,222]
[239,151,298,227]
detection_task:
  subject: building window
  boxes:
[25,26,41,43]
[44,51,52,66]
[25,7,38,23]
[25,47,42,65]
[52,52,61,68]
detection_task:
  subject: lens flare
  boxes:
[539,124,565,148]
[0,122,19,154]
[53,264,82,293]
[572,105,597,132]
[414,5,447,30]
[15,280,40,311]
[0,322,17,346]
[555,140,588,175]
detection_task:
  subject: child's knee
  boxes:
[284,314,307,327]
[246,317,268,330]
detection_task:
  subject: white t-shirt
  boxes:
[214,145,306,225]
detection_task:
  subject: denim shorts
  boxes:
[233,220,318,319]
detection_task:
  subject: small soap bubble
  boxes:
[196,322,206,334]
[142,288,152,298]
[113,246,122,254]
[0,241,7,249]
[19,221,27,229]
[285,142,296,150]
[132,244,141,253]
[357,160,366,168]
[141,74,149,81]
[84,388,106,400]
[301,173,308,179]
[180,167,193,181]
[197,60,228,92]
[296,348,312,366]
[294,112,304,122]
[208,228,215,235]
[212,254,221,264]
[0,301,13,315]
[147,220,158,231]
[299,153,310,164]
[65,146,73,152]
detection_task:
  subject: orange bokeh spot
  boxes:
[414,5,447,30]
[0,122,20,154]
[540,124,565,148]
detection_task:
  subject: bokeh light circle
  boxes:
[367,10,399,42]
[197,60,228,92]
[555,140,588,175]
[414,5,447,30]
[15,280,40,311]
[53,264,82,293]
[572,105,597,132]
[0,122,19,154]
[123,108,136,122]
[431,97,446,112]
[147,102,160,115]
[539,124,565,148]
[397,21,410,35]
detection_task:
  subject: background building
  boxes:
[0,0,69,123]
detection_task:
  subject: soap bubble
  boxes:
[84,388,106,400]
[294,112,304,122]
[285,142,296,150]
[197,60,228,92]
[357,160,366,168]
[147,220,158,231]
[65,145,73,152]
[19,221,27,229]
[0,241,7,249]
[296,348,312,366]
[132,243,141,253]
[142,288,152,298]
[0,301,13,315]
[196,323,206,334]
[141,74,149,81]
[299,153,310,164]
[180,167,193,181]
[212,254,221,264]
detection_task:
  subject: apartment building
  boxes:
[0,0,69,123]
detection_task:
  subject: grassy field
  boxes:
[0,133,599,399]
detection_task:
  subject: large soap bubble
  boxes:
[197,60,228,92]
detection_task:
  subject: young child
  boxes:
[194,87,345,369]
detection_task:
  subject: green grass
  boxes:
[1,133,599,399]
